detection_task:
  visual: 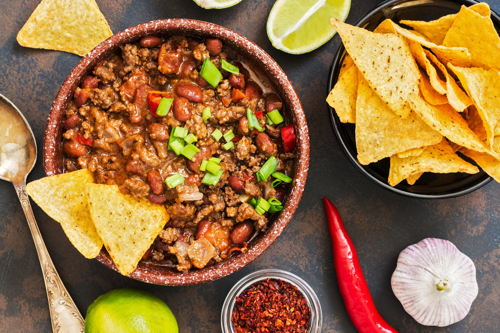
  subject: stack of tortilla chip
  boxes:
[327,2,500,186]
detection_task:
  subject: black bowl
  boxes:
[328,0,499,199]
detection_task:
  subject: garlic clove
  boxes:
[391,238,478,327]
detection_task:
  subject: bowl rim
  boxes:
[327,0,495,199]
[43,18,310,285]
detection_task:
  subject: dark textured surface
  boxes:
[0,0,499,332]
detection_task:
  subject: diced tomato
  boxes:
[221,97,232,106]
[187,174,201,187]
[231,88,247,102]
[76,134,93,146]
[148,91,171,117]
[281,124,296,153]
[243,171,255,182]
[232,135,241,142]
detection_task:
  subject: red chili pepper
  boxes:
[322,197,398,333]
[148,91,171,117]
[281,124,296,153]
[232,135,241,142]
[76,134,93,146]
[254,110,263,118]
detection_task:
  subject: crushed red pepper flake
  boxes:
[231,278,311,333]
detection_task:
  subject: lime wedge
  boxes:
[193,0,243,9]
[267,0,351,54]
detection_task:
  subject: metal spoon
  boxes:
[0,94,85,332]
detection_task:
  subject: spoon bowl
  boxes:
[0,94,85,332]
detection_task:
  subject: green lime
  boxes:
[85,288,178,333]
[193,0,243,9]
[267,0,351,54]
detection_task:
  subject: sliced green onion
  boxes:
[168,128,185,152]
[223,130,235,142]
[272,172,293,183]
[256,198,270,212]
[224,142,234,150]
[256,156,277,182]
[203,107,211,124]
[200,160,208,172]
[201,169,224,186]
[221,59,240,74]
[212,129,223,141]
[206,160,221,174]
[248,198,257,207]
[173,127,188,138]
[156,97,174,117]
[268,197,282,206]
[166,173,184,189]
[272,179,282,188]
[200,58,222,88]
[185,133,198,144]
[267,109,284,125]
[181,144,200,160]
[269,205,283,214]
[246,108,264,132]
[255,206,266,215]
[209,157,221,164]
[266,114,274,125]
[170,140,185,155]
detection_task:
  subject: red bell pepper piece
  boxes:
[254,111,263,118]
[221,97,232,107]
[281,124,296,153]
[322,198,398,333]
[231,88,247,102]
[148,91,171,117]
[76,134,93,146]
[232,135,241,142]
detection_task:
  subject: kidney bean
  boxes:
[206,38,222,56]
[149,123,169,141]
[230,221,254,245]
[229,73,245,89]
[140,36,162,48]
[238,116,250,136]
[265,93,282,112]
[147,192,168,204]
[234,62,250,79]
[244,81,261,100]
[128,104,142,124]
[134,84,152,111]
[255,133,274,154]
[228,176,244,193]
[63,114,81,130]
[82,76,99,89]
[180,60,196,78]
[205,259,215,267]
[63,139,89,158]
[188,38,201,50]
[148,169,165,195]
[197,76,209,88]
[73,87,90,107]
[196,220,212,240]
[187,146,211,173]
[275,186,287,202]
[173,97,192,122]
[166,219,182,228]
[154,238,170,252]
[126,160,146,175]
[176,84,203,103]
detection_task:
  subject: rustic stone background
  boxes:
[0,0,499,331]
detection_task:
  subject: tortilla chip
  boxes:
[355,74,442,165]
[419,68,448,105]
[400,3,491,45]
[443,5,500,70]
[462,148,500,182]
[378,19,471,67]
[465,105,487,141]
[409,42,447,95]
[406,172,423,185]
[448,64,500,148]
[339,54,355,78]
[327,64,358,123]
[397,148,425,159]
[409,94,495,156]
[86,184,169,276]
[425,50,472,112]
[331,18,419,118]
[26,169,102,259]
[17,0,112,56]
[388,139,479,186]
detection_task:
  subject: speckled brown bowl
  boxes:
[43,19,309,286]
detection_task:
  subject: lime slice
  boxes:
[267,0,351,54]
[193,0,243,9]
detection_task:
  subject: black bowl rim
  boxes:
[327,0,496,199]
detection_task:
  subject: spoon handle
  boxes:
[14,182,85,333]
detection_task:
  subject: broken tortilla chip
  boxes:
[26,169,103,259]
[448,64,500,148]
[86,184,169,276]
[406,172,423,185]
[355,74,442,165]
[443,5,500,70]
[388,139,479,186]
[462,147,500,182]
[465,105,487,141]
[327,64,358,123]
[419,68,448,105]
[339,54,355,79]
[408,40,447,94]
[17,0,112,56]
[331,18,419,118]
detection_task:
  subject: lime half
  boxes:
[267,0,351,54]
[193,0,243,9]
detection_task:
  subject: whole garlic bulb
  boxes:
[391,238,478,327]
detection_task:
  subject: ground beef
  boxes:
[124,177,150,197]
[236,136,251,160]
[159,228,179,244]
[168,202,197,221]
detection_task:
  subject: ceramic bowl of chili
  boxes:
[221,269,322,333]
[43,19,309,285]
